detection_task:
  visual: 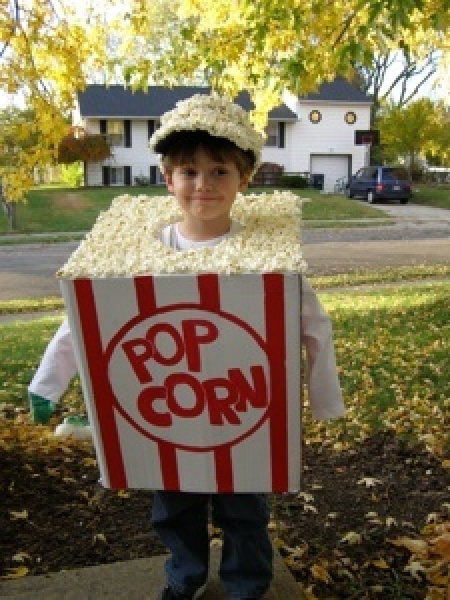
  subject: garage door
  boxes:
[310,155,350,192]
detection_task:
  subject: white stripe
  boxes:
[177,449,217,493]
[231,421,272,491]
[115,410,164,489]
[284,275,302,491]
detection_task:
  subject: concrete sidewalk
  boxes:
[0,544,304,600]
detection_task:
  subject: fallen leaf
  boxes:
[430,533,450,559]
[11,552,31,562]
[358,477,382,488]
[390,536,428,558]
[311,563,332,583]
[0,566,29,579]
[404,560,426,581]
[371,558,390,569]
[117,490,130,498]
[46,467,60,477]
[340,531,362,545]
[9,509,28,520]
[303,504,318,514]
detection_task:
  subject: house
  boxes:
[73,79,372,192]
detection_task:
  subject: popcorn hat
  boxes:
[149,93,266,176]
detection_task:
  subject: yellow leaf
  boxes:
[340,531,362,545]
[46,467,60,477]
[310,563,332,583]
[431,533,450,559]
[390,536,429,558]
[117,490,130,498]
[0,566,29,580]
[83,457,97,467]
[372,558,390,569]
[441,459,450,469]
[9,509,28,520]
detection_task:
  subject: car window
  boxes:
[383,167,409,181]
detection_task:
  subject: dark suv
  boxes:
[346,166,412,204]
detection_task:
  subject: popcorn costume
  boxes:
[29,94,344,600]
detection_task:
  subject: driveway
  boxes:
[362,201,450,225]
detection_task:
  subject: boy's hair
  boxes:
[160,130,255,177]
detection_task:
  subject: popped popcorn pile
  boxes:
[149,94,266,176]
[57,191,307,278]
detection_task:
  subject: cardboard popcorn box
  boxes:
[60,272,302,493]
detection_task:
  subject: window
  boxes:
[265,122,278,147]
[309,110,322,124]
[264,122,285,148]
[105,121,123,146]
[344,111,357,124]
[110,166,124,184]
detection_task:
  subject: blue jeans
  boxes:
[152,491,273,599]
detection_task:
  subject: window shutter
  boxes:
[278,122,285,148]
[124,166,132,185]
[124,120,132,147]
[100,120,107,135]
[102,166,110,186]
[148,120,156,139]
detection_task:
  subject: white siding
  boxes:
[80,98,372,188]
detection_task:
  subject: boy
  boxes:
[29,94,345,599]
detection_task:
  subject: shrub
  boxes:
[279,174,309,188]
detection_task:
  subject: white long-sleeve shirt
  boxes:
[29,223,345,421]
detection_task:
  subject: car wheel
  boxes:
[345,188,353,198]
[367,190,375,203]
[400,199,408,204]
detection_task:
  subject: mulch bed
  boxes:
[1,427,449,598]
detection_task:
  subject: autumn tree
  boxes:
[1,0,449,201]
[376,98,450,174]
[58,132,111,164]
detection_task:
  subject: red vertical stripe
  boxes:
[74,279,127,488]
[197,273,221,310]
[263,274,289,492]
[134,275,157,316]
[197,274,234,492]
[158,442,180,490]
[134,276,180,491]
[214,446,234,493]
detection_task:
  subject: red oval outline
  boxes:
[105,304,271,451]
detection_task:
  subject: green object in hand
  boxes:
[29,393,55,424]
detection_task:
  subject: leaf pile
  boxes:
[1,420,449,599]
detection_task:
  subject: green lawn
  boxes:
[1,282,448,456]
[411,184,450,209]
[1,183,448,237]
[0,184,393,236]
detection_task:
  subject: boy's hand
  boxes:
[29,393,55,424]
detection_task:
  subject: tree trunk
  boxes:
[6,202,17,231]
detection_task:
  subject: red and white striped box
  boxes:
[60,273,301,493]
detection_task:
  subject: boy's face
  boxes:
[165,147,249,233]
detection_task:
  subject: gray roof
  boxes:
[302,77,372,103]
[77,86,298,120]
